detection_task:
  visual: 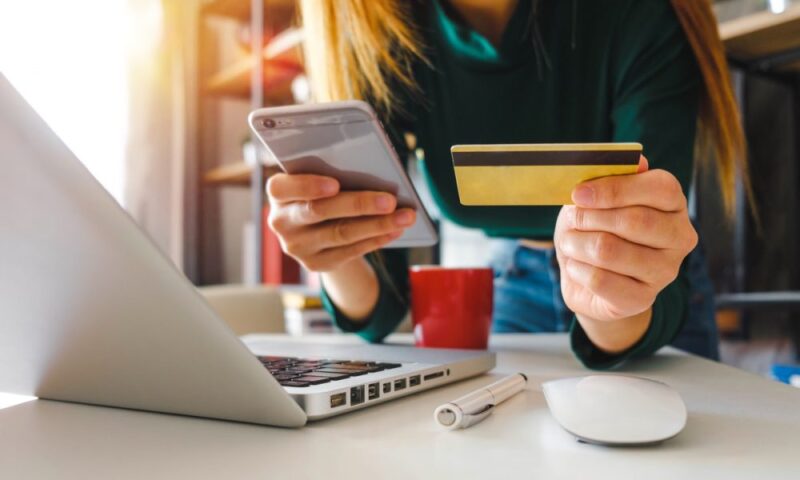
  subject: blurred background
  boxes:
[1,0,799,384]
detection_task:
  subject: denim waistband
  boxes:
[489,239,558,276]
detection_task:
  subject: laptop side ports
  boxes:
[409,375,421,387]
[423,371,444,381]
[367,383,380,400]
[330,392,347,408]
[350,385,365,405]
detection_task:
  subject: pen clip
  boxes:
[461,404,495,428]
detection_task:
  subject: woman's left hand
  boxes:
[553,156,698,353]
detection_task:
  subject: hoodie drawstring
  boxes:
[572,0,577,50]
[528,0,577,80]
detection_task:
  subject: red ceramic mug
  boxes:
[409,266,494,350]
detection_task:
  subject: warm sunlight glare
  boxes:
[0,392,34,410]
[0,0,129,203]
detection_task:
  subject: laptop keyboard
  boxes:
[258,356,402,388]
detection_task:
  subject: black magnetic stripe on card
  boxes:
[451,150,641,167]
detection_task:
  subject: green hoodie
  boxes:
[321,0,700,370]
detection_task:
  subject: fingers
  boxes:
[283,209,416,256]
[555,160,697,323]
[265,174,414,272]
[286,191,398,226]
[267,174,339,203]
[269,190,403,238]
[567,205,691,250]
[317,210,415,249]
[572,168,686,212]
[636,155,649,174]
[562,257,657,317]
[302,231,403,272]
[558,229,680,286]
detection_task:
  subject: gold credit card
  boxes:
[451,143,642,206]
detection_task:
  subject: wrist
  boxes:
[575,307,653,355]
[322,256,370,280]
[321,257,379,322]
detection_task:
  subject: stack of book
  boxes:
[282,290,334,336]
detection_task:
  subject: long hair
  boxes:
[299,0,750,216]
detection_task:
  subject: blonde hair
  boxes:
[300,0,751,216]
[300,0,424,110]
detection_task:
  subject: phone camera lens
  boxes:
[262,118,276,128]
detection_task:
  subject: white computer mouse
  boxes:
[542,375,687,446]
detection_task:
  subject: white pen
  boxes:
[434,373,528,430]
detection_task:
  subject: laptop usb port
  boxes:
[424,371,444,381]
[382,382,392,394]
[394,378,407,391]
[409,375,421,387]
[350,385,365,405]
[330,392,347,409]
[367,383,380,400]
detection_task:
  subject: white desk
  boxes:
[1,334,798,479]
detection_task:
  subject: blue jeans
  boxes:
[489,239,720,360]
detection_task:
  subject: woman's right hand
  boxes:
[266,173,417,272]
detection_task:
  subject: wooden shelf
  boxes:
[205,27,303,100]
[720,5,800,71]
[715,291,800,310]
[205,58,300,100]
[204,162,282,187]
[202,0,295,23]
[781,59,800,72]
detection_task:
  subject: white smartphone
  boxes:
[248,100,438,248]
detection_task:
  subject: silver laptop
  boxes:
[0,74,495,427]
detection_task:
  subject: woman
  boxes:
[267,0,748,369]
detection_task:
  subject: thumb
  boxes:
[637,155,649,174]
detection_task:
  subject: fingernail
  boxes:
[394,210,414,226]
[322,180,338,195]
[573,185,594,206]
[375,194,394,212]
